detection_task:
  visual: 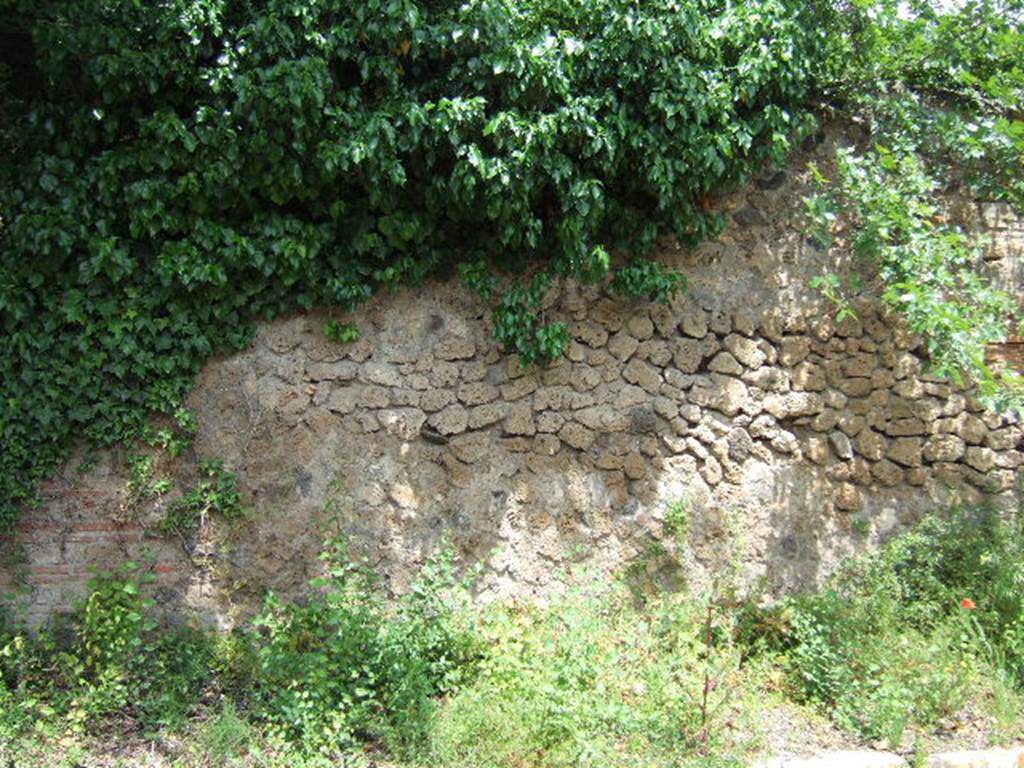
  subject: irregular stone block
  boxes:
[630,405,658,434]
[855,429,887,461]
[834,483,862,512]
[468,402,509,430]
[536,411,565,434]
[700,455,723,485]
[429,404,469,436]
[421,389,455,412]
[679,308,709,338]
[709,308,731,335]
[357,386,390,409]
[743,366,790,393]
[925,434,962,462]
[502,402,536,436]
[965,446,996,472]
[672,338,703,373]
[457,381,499,406]
[805,435,830,465]
[887,437,923,467]
[872,459,904,486]
[885,418,926,437]
[842,353,876,378]
[434,334,475,361]
[623,451,647,480]
[501,377,538,401]
[838,377,873,397]
[623,358,663,394]
[727,428,755,462]
[779,336,811,367]
[724,334,766,368]
[709,352,744,375]
[792,361,827,392]
[625,312,654,340]
[569,321,609,348]
[607,331,639,362]
[763,392,824,420]
[558,422,594,450]
[636,339,672,366]
[829,430,854,460]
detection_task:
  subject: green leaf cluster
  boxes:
[160,458,247,535]
[807,0,1024,411]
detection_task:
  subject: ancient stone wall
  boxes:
[3,134,1022,628]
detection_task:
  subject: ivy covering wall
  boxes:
[0,0,1021,531]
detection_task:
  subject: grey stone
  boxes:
[887,437,923,467]
[457,381,499,406]
[558,422,594,450]
[502,402,536,436]
[965,446,996,472]
[709,352,744,375]
[834,484,862,512]
[779,336,811,367]
[429,404,469,436]
[724,334,767,368]
[630,405,658,434]
[672,338,704,373]
[886,418,926,437]
[855,429,887,461]
[679,308,709,338]
[872,459,904,486]
[434,334,475,361]
[607,331,639,362]
[829,431,854,460]
[924,433,967,463]
[763,392,824,420]
[623,358,662,394]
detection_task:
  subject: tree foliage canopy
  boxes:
[0,0,1021,530]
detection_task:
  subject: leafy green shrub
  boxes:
[0,564,212,736]
[767,507,1024,745]
[0,0,837,530]
[323,319,360,344]
[0,541,478,756]
[783,590,973,745]
[248,540,479,757]
[4,512,1024,763]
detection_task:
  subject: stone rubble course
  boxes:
[3,136,1021,629]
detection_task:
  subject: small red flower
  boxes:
[961,598,977,610]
